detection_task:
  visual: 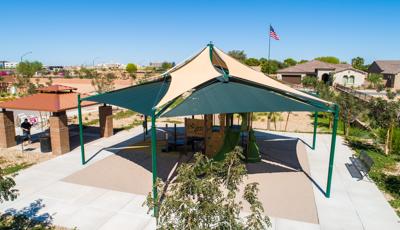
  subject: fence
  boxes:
[334,84,373,102]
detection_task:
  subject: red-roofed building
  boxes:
[0,85,113,155]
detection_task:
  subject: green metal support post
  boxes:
[312,92,319,150]
[77,94,85,165]
[151,109,158,217]
[312,111,318,150]
[326,104,339,198]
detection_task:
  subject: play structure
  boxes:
[77,43,339,217]
[182,113,260,162]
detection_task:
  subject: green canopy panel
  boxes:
[161,81,327,117]
[81,80,170,115]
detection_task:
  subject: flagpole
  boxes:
[267,24,271,75]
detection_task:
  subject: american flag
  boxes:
[269,25,280,40]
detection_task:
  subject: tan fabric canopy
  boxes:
[154,45,330,109]
[213,47,329,105]
[155,47,222,107]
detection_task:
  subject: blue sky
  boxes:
[2,0,399,66]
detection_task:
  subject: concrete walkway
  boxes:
[259,131,400,230]
[0,126,156,229]
[0,126,399,229]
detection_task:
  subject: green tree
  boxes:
[351,57,366,71]
[126,63,138,82]
[16,61,43,78]
[336,92,361,137]
[316,83,336,129]
[91,72,116,93]
[15,61,43,93]
[160,62,174,72]
[145,148,271,229]
[283,58,297,67]
[79,67,97,79]
[367,73,384,89]
[126,63,137,76]
[386,89,397,100]
[0,168,18,203]
[301,75,318,89]
[260,60,284,74]
[314,56,340,64]
[245,58,260,66]
[228,50,247,63]
[368,98,400,155]
[298,60,308,64]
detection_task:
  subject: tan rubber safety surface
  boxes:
[63,135,318,224]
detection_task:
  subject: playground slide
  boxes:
[247,130,261,163]
[213,128,241,161]
[213,128,261,162]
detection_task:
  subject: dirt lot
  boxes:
[69,109,315,133]
[0,149,54,175]
[252,112,315,132]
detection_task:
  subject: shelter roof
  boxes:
[36,85,78,93]
[82,44,335,116]
[0,85,95,112]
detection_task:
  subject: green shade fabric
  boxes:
[162,81,326,117]
[82,80,169,115]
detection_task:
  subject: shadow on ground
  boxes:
[1,199,54,229]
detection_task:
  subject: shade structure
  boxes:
[83,44,333,115]
[155,47,222,108]
[163,80,327,117]
[0,85,95,112]
[83,80,169,115]
[79,44,339,215]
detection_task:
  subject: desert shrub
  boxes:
[145,147,271,229]
[391,127,400,155]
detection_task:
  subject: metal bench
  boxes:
[359,150,374,173]
[346,150,375,180]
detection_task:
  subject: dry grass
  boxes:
[0,149,54,175]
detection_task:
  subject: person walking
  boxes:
[21,118,32,144]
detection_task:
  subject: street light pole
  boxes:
[20,51,32,62]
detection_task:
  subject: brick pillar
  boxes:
[49,111,70,155]
[99,105,113,137]
[0,110,16,148]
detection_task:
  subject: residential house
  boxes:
[368,60,400,89]
[149,62,163,68]
[277,60,366,87]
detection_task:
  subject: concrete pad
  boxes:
[62,140,190,195]
[120,195,150,216]
[274,218,320,230]
[244,138,318,224]
[89,190,134,212]
[1,126,399,229]
[61,206,116,230]
[99,213,152,230]
[264,131,400,230]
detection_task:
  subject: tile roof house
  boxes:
[368,60,400,89]
[277,60,366,87]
